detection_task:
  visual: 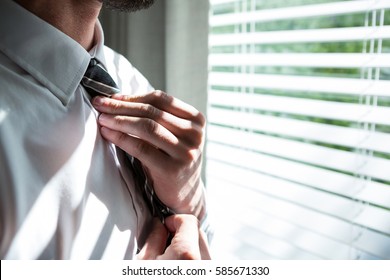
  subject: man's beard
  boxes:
[102,0,156,12]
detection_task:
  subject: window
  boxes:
[207,0,390,259]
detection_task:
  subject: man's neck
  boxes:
[15,0,102,50]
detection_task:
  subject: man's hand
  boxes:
[92,91,206,218]
[137,215,211,260]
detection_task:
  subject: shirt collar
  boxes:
[90,21,107,68]
[0,0,104,106]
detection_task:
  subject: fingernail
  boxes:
[100,126,110,135]
[98,113,109,124]
[92,96,104,106]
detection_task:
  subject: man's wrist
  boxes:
[174,179,207,221]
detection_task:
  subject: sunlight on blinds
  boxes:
[206,0,390,260]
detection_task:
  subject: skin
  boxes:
[138,215,211,260]
[15,0,210,259]
[93,93,207,218]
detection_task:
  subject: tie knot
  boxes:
[81,58,120,97]
[89,58,98,67]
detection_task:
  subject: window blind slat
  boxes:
[209,90,390,125]
[210,0,390,26]
[209,53,390,68]
[213,211,324,259]
[227,201,381,259]
[208,107,390,154]
[208,125,390,183]
[208,0,390,260]
[214,211,382,259]
[210,26,390,46]
[209,72,390,97]
[210,166,390,257]
[228,210,358,259]
[208,171,390,259]
[210,0,235,4]
[207,140,390,210]
[207,146,390,235]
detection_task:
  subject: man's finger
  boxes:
[92,96,204,147]
[99,126,169,168]
[159,215,202,260]
[111,91,206,126]
[137,218,169,260]
[98,114,190,159]
[165,215,211,260]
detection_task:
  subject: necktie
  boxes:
[81,58,120,97]
[82,58,173,222]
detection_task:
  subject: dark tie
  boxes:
[82,58,173,222]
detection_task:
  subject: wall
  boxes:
[99,0,209,117]
[99,0,210,180]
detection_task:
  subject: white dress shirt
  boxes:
[0,0,155,259]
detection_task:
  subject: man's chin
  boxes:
[102,0,155,12]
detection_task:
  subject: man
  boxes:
[0,0,211,259]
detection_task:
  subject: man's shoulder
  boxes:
[0,52,34,99]
[0,51,25,75]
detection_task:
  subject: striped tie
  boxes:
[82,58,120,97]
[82,58,173,222]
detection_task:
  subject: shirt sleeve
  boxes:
[200,209,214,246]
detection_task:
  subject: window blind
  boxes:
[207,0,390,259]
